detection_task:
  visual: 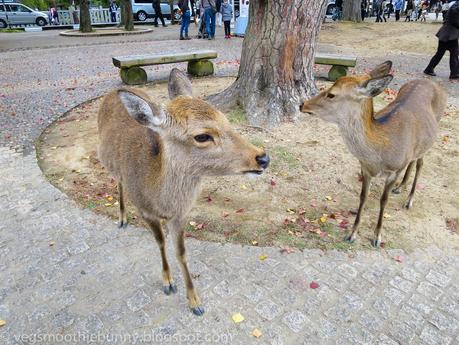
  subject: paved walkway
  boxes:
[0,27,458,344]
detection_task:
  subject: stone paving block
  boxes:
[359,310,384,332]
[336,263,358,279]
[213,279,239,299]
[389,275,414,293]
[419,324,452,345]
[388,321,416,344]
[407,293,434,316]
[254,299,282,321]
[425,270,451,288]
[282,310,307,333]
[438,294,459,319]
[337,325,374,345]
[373,334,399,345]
[398,304,425,332]
[317,318,338,339]
[126,289,152,312]
[427,310,459,335]
[383,287,406,306]
[417,281,443,302]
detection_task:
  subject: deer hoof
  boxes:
[191,306,205,316]
[371,239,381,248]
[163,284,177,295]
[118,221,128,229]
[392,187,401,194]
[344,235,355,243]
[404,200,413,209]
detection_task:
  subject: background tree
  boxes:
[343,0,363,22]
[79,0,92,32]
[209,0,328,127]
[120,0,134,30]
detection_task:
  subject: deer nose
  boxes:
[256,154,270,169]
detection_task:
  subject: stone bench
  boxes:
[112,50,218,85]
[315,53,357,81]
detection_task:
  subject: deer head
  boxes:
[299,61,393,124]
[118,68,270,177]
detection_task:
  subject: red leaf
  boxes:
[222,212,229,218]
[283,218,290,225]
[184,232,194,238]
[196,223,205,230]
[206,195,213,202]
[235,208,245,213]
[280,245,296,254]
[394,255,404,263]
[310,281,319,289]
[270,179,276,186]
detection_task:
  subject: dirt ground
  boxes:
[36,21,459,253]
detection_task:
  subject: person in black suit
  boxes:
[424,1,459,79]
[153,0,167,27]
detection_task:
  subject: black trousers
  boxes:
[153,5,166,26]
[224,20,230,36]
[395,9,400,21]
[426,39,459,77]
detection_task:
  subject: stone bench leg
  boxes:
[328,65,348,81]
[120,67,147,85]
[187,60,214,77]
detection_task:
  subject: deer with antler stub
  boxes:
[98,68,270,315]
[300,61,446,247]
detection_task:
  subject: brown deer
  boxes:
[300,61,446,247]
[98,68,270,315]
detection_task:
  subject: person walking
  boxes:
[202,0,216,40]
[375,0,384,22]
[216,0,222,27]
[386,0,394,18]
[361,0,368,21]
[153,0,167,27]
[442,0,450,20]
[394,0,403,20]
[178,0,192,40]
[406,0,414,20]
[424,1,459,79]
[221,0,232,38]
[109,0,118,23]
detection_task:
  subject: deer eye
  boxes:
[194,134,213,143]
[327,93,336,99]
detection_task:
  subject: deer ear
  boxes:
[168,68,193,99]
[357,75,393,98]
[119,90,167,128]
[369,61,392,78]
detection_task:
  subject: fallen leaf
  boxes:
[196,223,205,230]
[189,221,197,227]
[310,281,319,289]
[259,254,267,261]
[251,240,258,246]
[232,313,245,323]
[222,212,230,218]
[280,245,296,254]
[251,328,262,338]
[0,319,5,326]
[104,203,112,207]
[319,215,327,223]
[241,185,248,190]
[286,208,295,214]
[49,241,56,246]
[206,195,212,202]
[383,213,391,219]
[106,195,113,201]
[393,255,404,263]
[270,179,276,186]
[325,196,332,201]
[235,208,245,213]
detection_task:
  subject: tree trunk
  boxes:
[343,0,362,22]
[79,0,92,33]
[121,0,134,31]
[208,0,327,127]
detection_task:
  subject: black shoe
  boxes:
[154,23,158,27]
[162,24,168,27]
[180,35,185,40]
[185,35,191,40]
[423,70,436,77]
[450,75,459,80]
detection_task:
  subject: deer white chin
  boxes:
[243,170,263,179]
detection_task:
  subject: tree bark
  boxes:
[121,0,134,31]
[343,0,362,22]
[79,0,92,33]
[208,0,328,127]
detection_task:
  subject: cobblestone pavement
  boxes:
[0,28,458,344]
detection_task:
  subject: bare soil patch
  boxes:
[37,75,459,253]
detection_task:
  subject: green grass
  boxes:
[0,28,23,33]
[227,106,247,125]
[270,146,300,170]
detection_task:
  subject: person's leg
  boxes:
[204,8,212,39]
[159,11,166,26]
[425,40,448,73]
[180,11,186,38]
[184,11,191,38]
[448,40,459,77]
[211,11,216,38]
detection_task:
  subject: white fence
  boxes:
[56,8,121,25]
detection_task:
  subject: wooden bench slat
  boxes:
[315,54,357,67]
[113,50,218,68]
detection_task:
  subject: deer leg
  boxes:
[372,170,402,247]
[118,182,128,228]
[404,157,424,210]
[392,161,415,194]
[144,218,176,295]
[345,170,372,243]
[170,218,204,316]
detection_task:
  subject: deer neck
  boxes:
[159,144,202,217]
[338,99,383,166]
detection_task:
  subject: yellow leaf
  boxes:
[251,240,258,246]
[383,213,391,219]
[189,221,197,227]
[259,254,267,261]
[286,208,295,214]
[104,203,112,207]
[58,178,64,182]
[232,313,245,323]
[49,241,56,246]
[325,196,332,201]
[319,216,327,223]
[107,196,113,201]
[241,185,248,190]
[0,319,5,327]
[113,201,119,206]
[251,328,262,338]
